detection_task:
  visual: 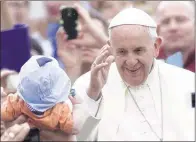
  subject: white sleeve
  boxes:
[72,72,102,141]
[73,72,103,118]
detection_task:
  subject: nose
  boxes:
[168,19,178,33]
[125,54,138,68]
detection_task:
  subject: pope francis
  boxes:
[73,8,195,141]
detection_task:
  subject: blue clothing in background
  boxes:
[47,23,65,69]
[47,23,60,59]
[166,52,183,68]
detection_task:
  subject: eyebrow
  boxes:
[135,46,145,49]
[116,46,146,51]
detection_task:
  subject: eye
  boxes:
[176,16,187,23]
[117,49,127,55]
[135,48,143,54]
[161,18,170,26]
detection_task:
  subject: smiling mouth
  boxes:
[125,67,140,73]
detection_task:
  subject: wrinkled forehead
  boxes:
[110,25,150,40]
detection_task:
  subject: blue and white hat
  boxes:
[17,55,71,113]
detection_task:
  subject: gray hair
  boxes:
[108,26,158,42]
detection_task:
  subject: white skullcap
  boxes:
[109,7,157,29]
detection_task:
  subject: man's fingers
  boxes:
[100,44,110,54]
[94,50,109,65]
[3,123,30,141]
[6,115,27,128]
[5,124,22,137]
[101,68,107,81]
[105,56,115,71]
[13,123,30,141]
[13,115,27,125]
[56,27,64,38]
[73,3,90,23]
[106,55,115,64]
[100,56,114,80]
[92,63,108,75]
[56,27,68,44]
[99,44,113,63]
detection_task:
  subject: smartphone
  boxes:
[60,6,78,40]
[23,128,40,142]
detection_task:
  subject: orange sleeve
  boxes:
[59,103,73,134]
[1,93,22,121]
[22,103,73,133]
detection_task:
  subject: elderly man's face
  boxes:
[157,2,194,51]
[110,25,160,86]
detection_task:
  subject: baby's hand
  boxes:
[68,95,81,105]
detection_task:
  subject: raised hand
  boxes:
[56,27,82,68]
[70,3,108,48]
[1,123,30,142]
[87,44,114,100]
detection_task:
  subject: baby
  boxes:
[1,56,78,134]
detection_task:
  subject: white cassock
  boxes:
[73,59,195,141]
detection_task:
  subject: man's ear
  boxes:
[154,37,162,58]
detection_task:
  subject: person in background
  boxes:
[1,1,44,95]
[1,0,44,57]
[28,1,54,56]
[45,1,81,59]
[89,1,133,23]
[4,0,53,56]
[56,4,108,83]
[156,1,195,72]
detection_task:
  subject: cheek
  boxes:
[115,56,125,66]
[139,56,153,71]
[158,27,168,36]
[115,57,126,72]
[182,23,195,37]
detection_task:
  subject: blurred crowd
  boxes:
[1,1,195,141]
